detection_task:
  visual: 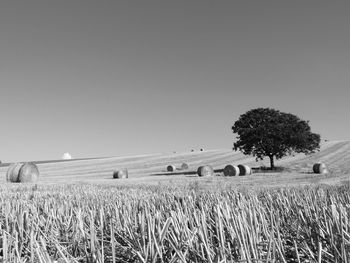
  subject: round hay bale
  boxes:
[223,165,240,176]
[238,164,252,176]
[18,163,40,183]
[6,162,39,183]
[167,165,176,172]
[197,165,214,177]
[313,163,327,174]
[6,163,24,182]
[113,169,128,179]
[181,163,189,170]
[62,152,72,160]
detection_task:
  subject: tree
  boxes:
[231,108,320,170]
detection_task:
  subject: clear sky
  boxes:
[0,1,349,162]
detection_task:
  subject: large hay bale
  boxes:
[313,163,327,174]
[167,165,176,172]
[237,164,252,176]
[223,165,240,176]
[18,163,40,183]
[113,169,128,179]
[6,162,39,183]
[181,163,189,170]
[6,163,23,182]
[197,165,214,177]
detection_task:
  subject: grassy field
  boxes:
[1,140,349,187]
[0,141,349,262]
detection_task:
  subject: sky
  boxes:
[0,1,349,162]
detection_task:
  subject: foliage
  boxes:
[232,108,321,169]
[0,184,349,262]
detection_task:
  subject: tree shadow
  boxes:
[300,171,315,174]
[150,168,224,176]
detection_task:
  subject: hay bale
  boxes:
[62,152,72,160]
[18,163,40,183]
[238,164,252,176]
[197,165,214,177]
[223,165,240,176]
[181,163,189,170]
[313,163,327,174]
[6,162,39,183]
[6,163,23,182]
[113,169,128,179]
[167,165,176,172]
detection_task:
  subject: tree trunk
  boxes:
[269,155,275,170]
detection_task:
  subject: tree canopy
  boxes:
[232,108,320,169]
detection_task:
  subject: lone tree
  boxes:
[232,108,320,170]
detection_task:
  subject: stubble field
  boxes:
[0,141,349,262]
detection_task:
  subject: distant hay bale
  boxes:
[237,164,252,176]
[62,152,72,160]
[223,165,240,176]
[167,165,176,172]
[113,169,128,179]
[197,165,214,177]
[313,163,328,174]
[181,163,189,170]
[6,162,39,183]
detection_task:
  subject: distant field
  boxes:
[1,140,349,188]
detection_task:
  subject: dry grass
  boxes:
[0,141,349,187]
[0,183,348,262]
[0,141,349,261]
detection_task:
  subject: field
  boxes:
[1,140,350,188]
[0,141,349,262]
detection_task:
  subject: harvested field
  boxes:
[0,140,349,187]
[0,141,349,262]
[0,184,348,262]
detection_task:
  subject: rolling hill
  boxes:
[1,140,349,187]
